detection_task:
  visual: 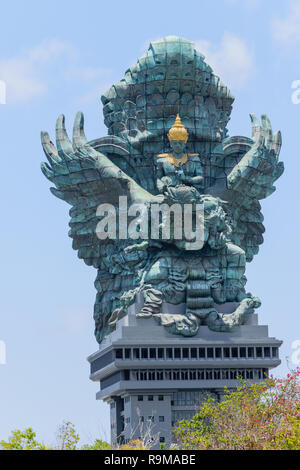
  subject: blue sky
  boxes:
[0,0,300,446]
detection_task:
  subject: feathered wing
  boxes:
[41,112,162,266]
[41,111,163,341]
[222,114,284,262]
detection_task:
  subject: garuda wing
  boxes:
[223,114,284,262]
[41,112,163,342]
[41,111,162,268]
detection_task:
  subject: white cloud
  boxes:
[272,0,300,45]
[194,33,255,88]
[0,40,71,103]
[0,40,111,104]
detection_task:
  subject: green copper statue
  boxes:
[41,36,283,343]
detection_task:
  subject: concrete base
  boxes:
[88,300,282,448]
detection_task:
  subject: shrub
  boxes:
[173,369,300,450]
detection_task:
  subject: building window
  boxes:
[207,348,214,358]
[264,347,270,357]
[222,369,229,380]
[140,371,147,380]
[215,348,222,358]
[138,395,143,401]
[174,348,181,359]
[199,348,205,358]
[160,437,165,443]
[165,370,172,380]
[148,416,154,422]
[166,348,173,359]
[232,348,238,358]
[191,348,197,358]
[181,370,188,380]
[150,348,156,359]
[158,348,164,359]
[142,348,148,359]
[173,370,180,380]
[115,349,123,359]
[158,395,164,401]
[272,347,278,358]
[159,416,165,422]
[183,348,189,358]
[148,395,153,401]
[248,347,254,358]
[240,347,246,358]
[157,371,163,380]
[134,348,140,359]
[125,349,131,359]
[224,348,230,358]
[256,347,262,358]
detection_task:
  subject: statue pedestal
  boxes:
[88,301,281,448]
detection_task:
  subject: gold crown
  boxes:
[167,114,188,143]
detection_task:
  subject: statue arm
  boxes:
[155,160,168,193]
[181,159,204,186]
[188,163,204,186]
[227,114,284,200]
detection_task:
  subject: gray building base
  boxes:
[88,300,281,448]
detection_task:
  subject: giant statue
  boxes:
[41,36,283,343]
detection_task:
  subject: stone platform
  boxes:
[88,300,281,448]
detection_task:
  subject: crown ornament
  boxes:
[167,114,189,143]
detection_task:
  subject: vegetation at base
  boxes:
[82,439,112,450]
[119,439,148,450]
[173,368,300,450]
[0,370,299,450]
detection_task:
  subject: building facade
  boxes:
[88,300,281,447]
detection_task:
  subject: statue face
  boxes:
[170,140,186,154]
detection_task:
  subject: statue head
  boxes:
[168,114,188,154]
[201,196,232,250]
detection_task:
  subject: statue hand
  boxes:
[227,114,284,199]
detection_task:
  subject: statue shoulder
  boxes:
[157,153,170,159]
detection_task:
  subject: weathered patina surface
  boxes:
[41,36,283,343]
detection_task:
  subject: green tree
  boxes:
[0,428,48,450]
[174,369,300,450]
[82,439,112,450]
[56,421,80,450]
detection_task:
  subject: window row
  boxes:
[172,390,218,407]
[138,416,165,423]
[137,395,164,402]
[130,368,268,382]
[115,346,278,360]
